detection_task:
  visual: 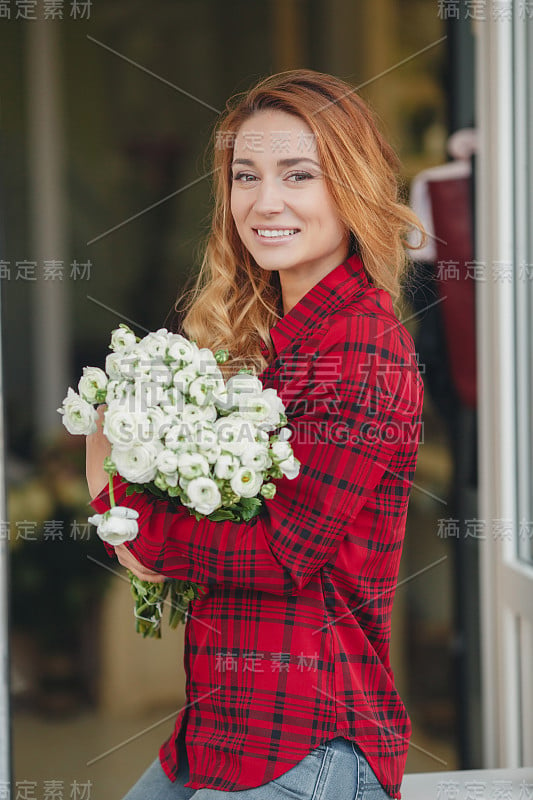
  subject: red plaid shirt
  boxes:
[90,252,424,799]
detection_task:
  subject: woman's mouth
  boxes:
[253,228,300,243]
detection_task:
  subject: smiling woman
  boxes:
[87,68,427,800]
[230,111,350,316]
[175,68,426,378]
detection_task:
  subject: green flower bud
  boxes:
[103,457,117,475]
[214,349,230,363]
[260,482,276,500]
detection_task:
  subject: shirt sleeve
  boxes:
[90,313,423,596]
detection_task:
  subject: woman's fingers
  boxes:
[115,544,166,583]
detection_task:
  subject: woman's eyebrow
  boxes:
[231,157,321,168]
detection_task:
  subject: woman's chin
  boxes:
[250,251,302,273]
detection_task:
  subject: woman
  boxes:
[87,68,425,800]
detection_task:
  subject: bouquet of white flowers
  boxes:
[58,324,300,637]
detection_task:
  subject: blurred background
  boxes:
[1,2,531,799]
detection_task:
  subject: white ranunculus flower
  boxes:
[167,334,196,365]
[173,365,199,394]
[176,452,210,480]
[88,506,139,546]
[271,440,293,463]
[191,347,220,376]
[117,351,142,382]
[78,366,108,404]
[256,387,285,429]
[277,455,300,480]
[165,472,179,488]
[217,374,260,413]
[184,476,221,516]
[278,426,292,442]
[146,363,173,389]
[110,325,137,352]
[230,467,263,498]
[188,374,226,407]
[105,349,138,382]
[156,448,179,475]
[193,424,221,463]
[226,373,264,400]
[214,452,239,479]
[160,387,185,416]
[113,380,161,416]
[241,443,272,472]
[181,405,208,427]
[213,387,230,409]
[110,383,136,413]
[188,376,214,406]
[103,405,151,449]
[198,404,217,424]
[146,406,171,442]
[193,422,216,446]
[112,441,161,483]
[58,388,99,435]
[203,363,225,386]
[214,416,257,457]
[155,471,179,489]
[105,351,124,380]
[123,348,153,381]
[179,478,193,497]
[210,373,226,398]
[173,441,198,460]
[255,427,270,443]
[238,395,275,425]
[137,329,171,359]
[105,379,128,403]
[164,421,196,451]
[142,380,167,410]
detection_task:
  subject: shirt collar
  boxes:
[260,253,370,359]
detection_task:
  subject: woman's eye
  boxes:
[287,172,313,182]
[232,172,256,182]
[231,171,314,183]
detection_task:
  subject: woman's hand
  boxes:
[85,405,165,582]
[86,404,111,500]
[115,544,166,583]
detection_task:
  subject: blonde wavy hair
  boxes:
[175,68,426,377]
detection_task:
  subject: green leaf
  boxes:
[125,484,144,496]
[241,508,260,522]
[205,508,238,522]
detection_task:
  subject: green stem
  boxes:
[109,473,115,508]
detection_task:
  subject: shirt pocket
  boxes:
[270,743,330,799]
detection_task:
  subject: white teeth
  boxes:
[256,229,298,238]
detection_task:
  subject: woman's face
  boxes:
[230,110,349,284]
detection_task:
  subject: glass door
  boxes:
[475,0,533,767]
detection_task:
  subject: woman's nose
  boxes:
[252,178,284,214]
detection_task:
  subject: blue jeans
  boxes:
[121,735,391,799]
